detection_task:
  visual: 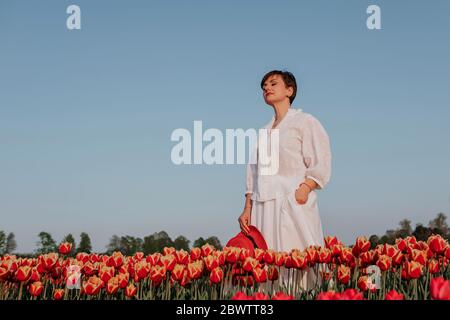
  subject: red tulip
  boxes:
[324,236,341,249]
[264,250,275,264]
[187,261,203,280]
[204,255,219,271]
[428,235,447,255]
[385,289,404,300]
[82,262,97,276]
[430,277,450,300]
[145,253,161,266]
[268,265,279,281]
[15,266,31,282]
[254,249,265,262]
[29,281,44,297]
[190,247,202,261]
[403,261,423,280]
[98,266,115,283]
[210,267,223,284]
[242,257,258,272]
[357,275,376,292]
[318,248,332,264]
[316,291,338,300]
[82,276,103,295]
[160,254,176,272]
[272,291,294,300]
[427,259,440,274]
[239,248,253,261]
[125,283,137,298]
[179,269,191,287]
[107,252,124,268]
[163,247,176,256]
[171,264,185,282]
[340,288,364,300]
[135,261,150,280]
[58,242,72,255]
[231,291,253,300]
[174,250,189,265]
[53,288,64,300]
[117,272,129,288]
[253,292,270,300]
[291,253,307,270]
[201,244,215,257]
[337,265,351,285]
[353,236,370,256]
[106,276,119,295]
[376,255,392,272]
[411,249,427,266]
[396,238,408,252]
[252,266,267,283]
[150,265,166,286]
[226,248,239,264]
[274,252,286,267]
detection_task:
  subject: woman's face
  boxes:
[262,74,293,105]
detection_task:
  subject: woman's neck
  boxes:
[272,101,291,121]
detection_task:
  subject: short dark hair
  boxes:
[260,70,297,105]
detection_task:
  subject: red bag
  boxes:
[226,225,268,254]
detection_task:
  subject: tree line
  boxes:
[367,212,449,249]
[0,229,223,257]
[1,212,448,256]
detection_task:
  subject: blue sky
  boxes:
[1,0,449,253]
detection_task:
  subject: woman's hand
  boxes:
[238,208,251,235]
[295,183,312,205]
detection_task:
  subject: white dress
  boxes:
[246,107,332,292]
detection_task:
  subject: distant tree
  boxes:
[193,237,206,248]
[397,219,413,238]
[77,232,92,254]
[368,234,379,249]
[429,213,448,236]
[36,232,57,254]
[61,233,77,256]
[194,236,222,250]
[412,224,432,242]
[5,233,17,254]
[173,235,190,251]
[106,235,121,255]
[119,235,143,255]
[142,231,174,254]
[0,230,6,255]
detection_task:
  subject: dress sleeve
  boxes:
[301,114,332,190]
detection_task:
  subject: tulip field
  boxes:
[1,235,450,300]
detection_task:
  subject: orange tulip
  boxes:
[125,283,137,298]
[187,261,203,280]
[58,242,73,255]
[291,253,307,270]
[29,281,44,297]
[82,276,103,295]
[210,267,223,284]
[430,277,450,300]
[53,288,65,300]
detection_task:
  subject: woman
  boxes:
[238,70,332,291]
